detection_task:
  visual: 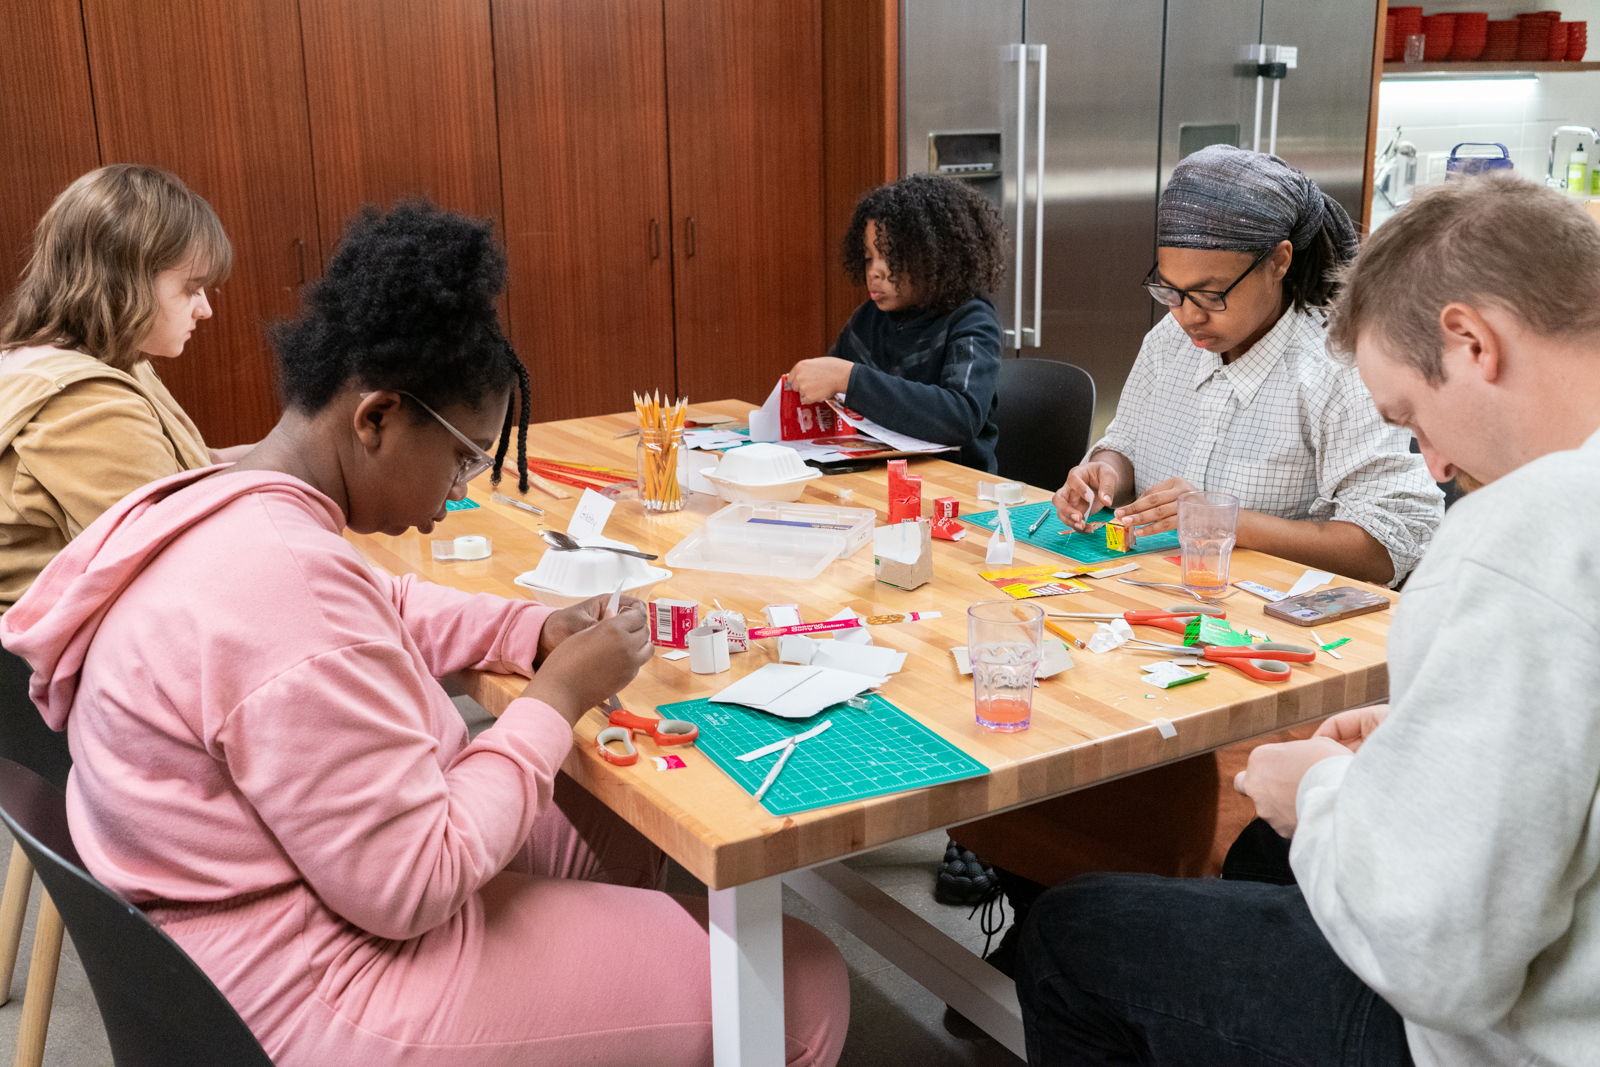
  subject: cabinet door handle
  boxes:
[686,217,696,258]
[650,219,660,260]
[294,237,307,285]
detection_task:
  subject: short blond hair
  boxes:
[1327,175,1600,382]
[0,165,232,372]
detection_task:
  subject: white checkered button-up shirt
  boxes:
[1092,308,1444,584]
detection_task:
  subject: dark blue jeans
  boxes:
[1016,873,1414,1066]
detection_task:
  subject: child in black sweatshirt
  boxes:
[786,173,1008,472]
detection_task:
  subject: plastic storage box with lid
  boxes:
[514,536,672,607]
[702,442,822,503]
[665,501,876,579]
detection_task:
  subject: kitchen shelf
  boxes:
[1383,60,1600,75]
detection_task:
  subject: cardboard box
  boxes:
[874,519,933,591]
[1105,522,1137,553]
[886,459,923,523]
[648,599,699,648]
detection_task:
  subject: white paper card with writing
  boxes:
[567,488,615,541]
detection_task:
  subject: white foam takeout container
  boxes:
[702,442,821,504]
[514,535,671,608]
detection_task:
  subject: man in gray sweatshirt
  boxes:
[1015,175,1600,1067]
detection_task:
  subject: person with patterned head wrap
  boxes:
[941,148,1446,999]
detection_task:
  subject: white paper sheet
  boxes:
[813,641,906,676]
[567,488,615,540]
[827,403,952,454]
[1036,638,1075,678]
[711,662,887,719]
[1087,618,1136,653]
[749,381,783,442]
[777,635,817,665]
[828,608,873,646]
[1287,569,1336,597]
[986,502,1015,564]
[682,429,749,450]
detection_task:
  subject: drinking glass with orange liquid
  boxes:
[1177,491,1239,598]
[968,601,1043,731]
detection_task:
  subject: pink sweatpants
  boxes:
[150,775,851,1067]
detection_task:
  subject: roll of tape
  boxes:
[687,624,731,674]
[995,482,1025,505]
[431,535,492,561]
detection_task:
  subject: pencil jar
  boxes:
[636,426,685,512]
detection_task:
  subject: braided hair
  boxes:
[271,201,531,491]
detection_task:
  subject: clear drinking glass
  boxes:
[1404,33,1426,62]
[1178,491,1239,598]
[968,601,1043,732]
[636,426,685,513]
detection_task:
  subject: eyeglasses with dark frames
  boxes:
[1141,248,1272,312]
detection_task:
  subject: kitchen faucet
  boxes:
[1547,126,1600,188]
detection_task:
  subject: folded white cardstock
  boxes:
[711,663,888,719]
[1086,618,1136,653]
[1287,569,1336,597]
[873,522,925,565]
[986,501,1015,564]
[567,488,615,540]
[749,381,783,442]
[827,608,873,646]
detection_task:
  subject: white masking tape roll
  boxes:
[995,482,1026,505]
[687,625,731,675]
[431,535,492,561]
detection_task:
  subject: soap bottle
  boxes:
[1568,141,1589,197]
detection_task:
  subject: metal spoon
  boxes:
[1116,576,1238,602]
[539,529,658,560]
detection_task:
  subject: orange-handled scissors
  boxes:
[608,709,699,746]
[1048,604,1226,636]
[1124,639,1316,682]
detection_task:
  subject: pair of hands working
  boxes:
[1052,452,1196,534]
[1234,704,1390,837]
[521,595,654,726]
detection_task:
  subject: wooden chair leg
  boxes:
[0,843,34,1006]
[12,890,62,1067]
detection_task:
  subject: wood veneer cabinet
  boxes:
[81,0,321,447]
[3,0,884,437]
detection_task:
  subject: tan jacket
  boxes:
[0,348,211,613]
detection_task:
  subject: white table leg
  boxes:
[709,875,786,1067]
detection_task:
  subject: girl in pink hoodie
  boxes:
[0,204,848,1067]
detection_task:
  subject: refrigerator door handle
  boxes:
[1010,42,1027,351]
[1028,43,1046,348]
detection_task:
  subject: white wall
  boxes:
[1371,1,1600,224]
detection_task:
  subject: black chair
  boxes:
[0,756,274,1066]
[993,358,1096,492]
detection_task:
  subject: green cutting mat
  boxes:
[659,693,989,816]
[962,502,1180,563]
[444,497,480,511]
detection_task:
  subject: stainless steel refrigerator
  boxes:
[903,0,1376,440]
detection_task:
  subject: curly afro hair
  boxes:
[272,200,533,492]
[842,173,1009,313]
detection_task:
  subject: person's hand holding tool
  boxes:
[785,357,854,405]
[532,594,646,668]
[1112,476,1199,535]
[1232,736,1353,837]
[1054,461,1121,531]
[1313,704,1390,753]
[524,601,653,726]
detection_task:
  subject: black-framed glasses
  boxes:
[1141,248,1272,312]
[363,391,497,487]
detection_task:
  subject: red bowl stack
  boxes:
[1550,20,1572,60]
[1518,11,1561,61]
[1568,20,1588,59]
[1484,19,1520,60]
[1391,6,1425,53]
[1422,13,1456,59]
[1385,13,1400,59]
[1449,11,1489,59]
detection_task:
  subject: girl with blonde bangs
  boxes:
[0,164,239,616]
